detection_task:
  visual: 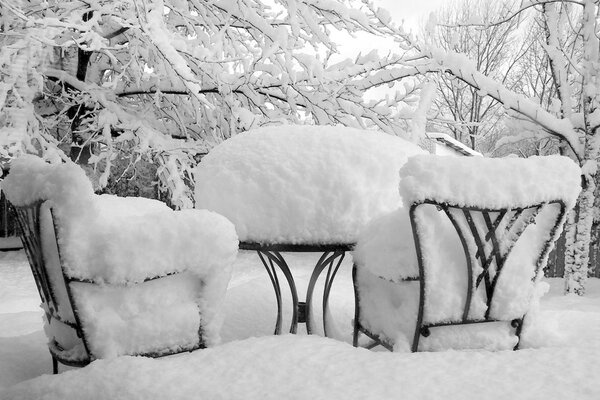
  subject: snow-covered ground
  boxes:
[1,249,599,399]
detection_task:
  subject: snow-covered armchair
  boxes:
[352,155,581,352]
[2,156,238,372]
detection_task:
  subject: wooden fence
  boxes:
[0,190,18,237]
[0,190,22,251]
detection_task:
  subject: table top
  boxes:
[239,241,354,252]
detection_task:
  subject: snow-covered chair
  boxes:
[2,156,238,373]
[352,155,581,352]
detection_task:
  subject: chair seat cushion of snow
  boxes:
[2,156,238,370]
[353,155,581,352]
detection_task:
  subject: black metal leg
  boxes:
[257,250,300,334]
[305,251,345,335]
[352,263,360,347]
[351,264,389,350]
[412,277,425,353]
[52,353,58,374]
[305,252,331,334]
[512,317,524,350]
[321,252,345,336]
[257,251,284,334]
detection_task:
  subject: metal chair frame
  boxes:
[353,199,567,352]
[15,201,206,374]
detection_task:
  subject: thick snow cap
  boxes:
[399,154,582,209]
[194,124,425,244]
[2,155,238,284]
[1,154,95,209]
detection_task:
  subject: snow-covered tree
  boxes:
[0,0,422,207]
[392,0,598,294]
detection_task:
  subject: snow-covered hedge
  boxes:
[2,155,238,356]
[194,125,425,244]
[354,154,581,351]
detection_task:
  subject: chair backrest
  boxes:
[14,201,91,363]
[15,202,51,312]
[408,199,567,351]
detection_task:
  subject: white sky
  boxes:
[375,0,447,31]
[328,0,448,101]
[333,0,448,60]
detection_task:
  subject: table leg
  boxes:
[305,251,346,336]
[256,250,300,334]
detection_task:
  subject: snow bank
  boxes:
[3,335,600,400]
[194,124,425,244]
[354,155,581,350]
[399,154,581,209]
[1,155,238,356]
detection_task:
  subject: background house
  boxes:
[422,132,483,157]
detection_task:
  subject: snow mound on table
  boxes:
[1,156,238,354]
[194,124,425,244]
[399,154,581,209]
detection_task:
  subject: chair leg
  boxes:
[51,354,58,374]
[512,317,524,350]
[352,264,360,347]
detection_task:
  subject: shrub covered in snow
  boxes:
[1,155,238,358]
[194,125,425,244]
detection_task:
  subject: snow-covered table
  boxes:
[194,125,425,335]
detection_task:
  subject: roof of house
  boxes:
[425,132,483,157]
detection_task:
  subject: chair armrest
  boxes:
[61,208,238,284]
[353,207,418,281]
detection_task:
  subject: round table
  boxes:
[194,125,425,337]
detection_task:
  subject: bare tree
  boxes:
[423,0,527,153]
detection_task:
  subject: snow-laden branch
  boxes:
[2,0,428,204]
[419,47,583,158]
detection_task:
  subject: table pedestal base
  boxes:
[241,243,351,336]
